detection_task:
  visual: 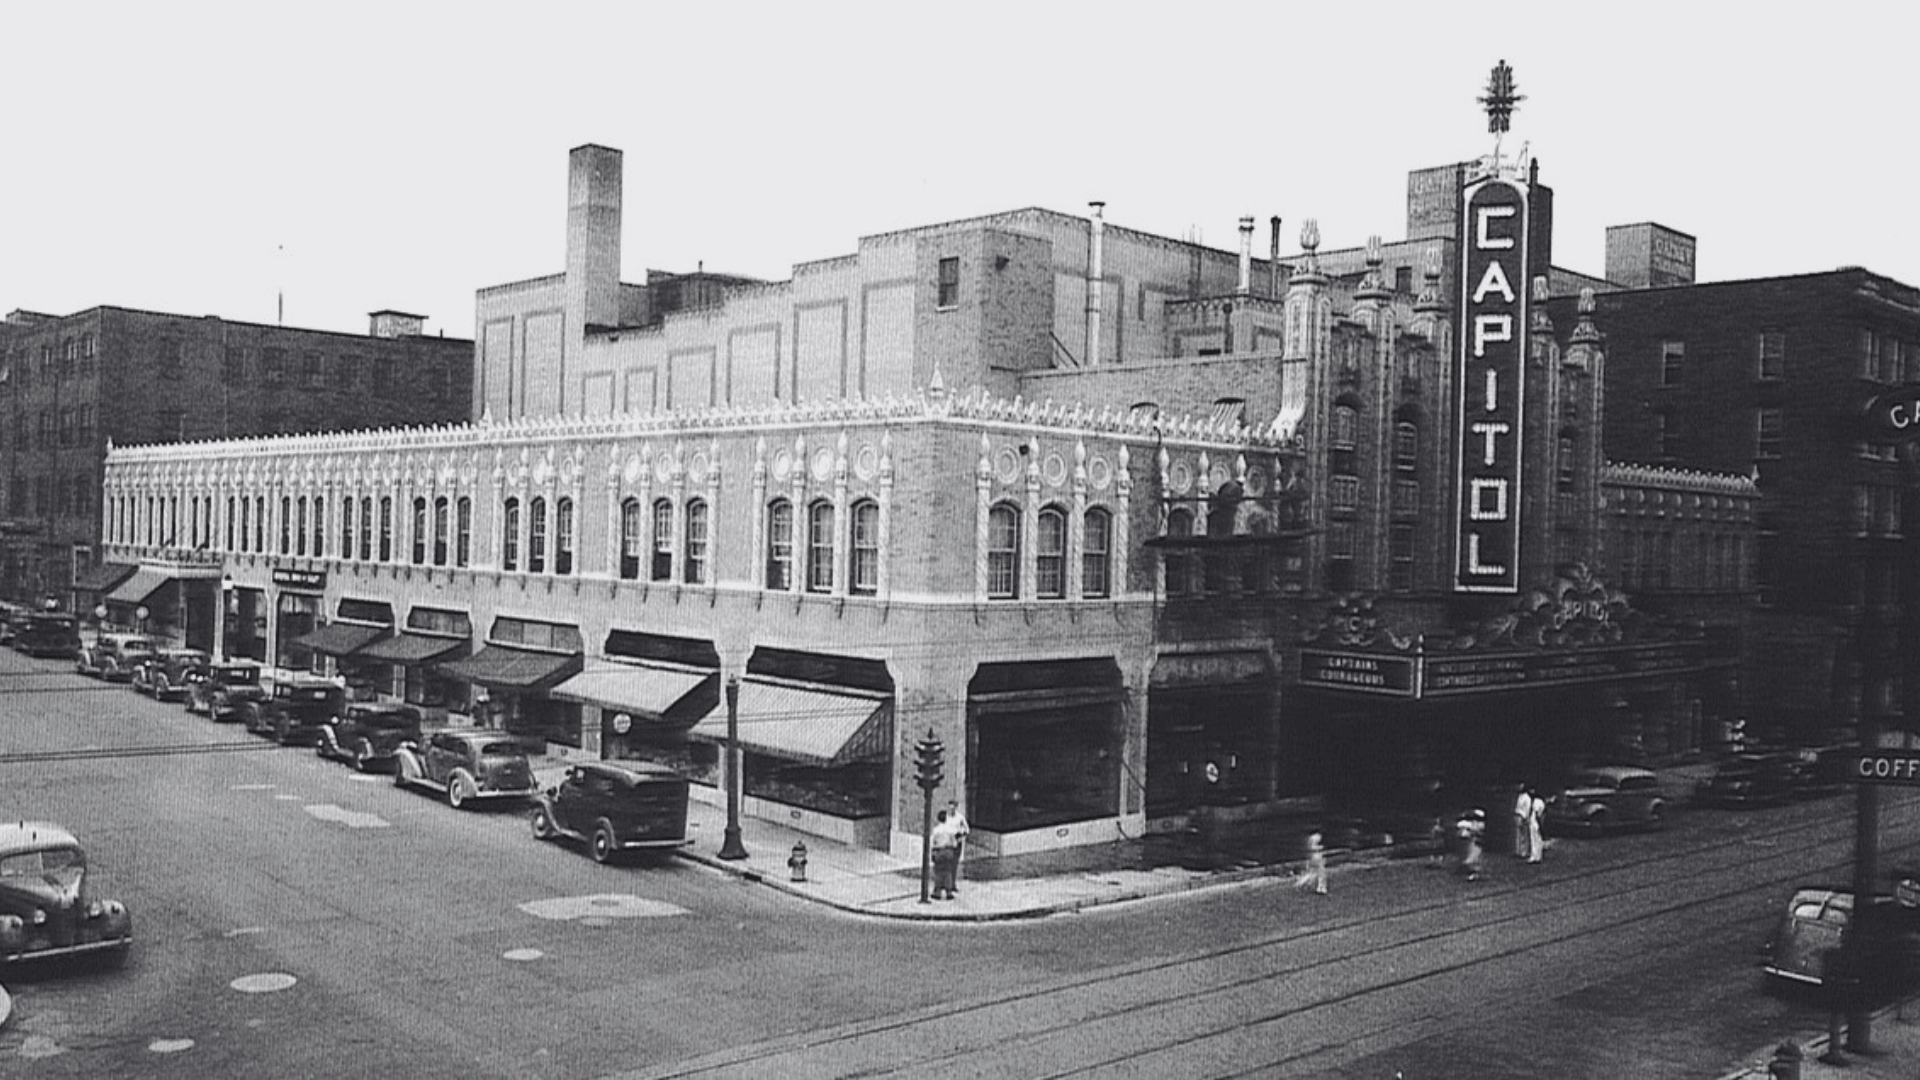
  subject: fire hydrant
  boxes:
[1767,1040,1801,1080]
[787,842,808,883]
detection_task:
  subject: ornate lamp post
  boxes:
[717,673,748,860]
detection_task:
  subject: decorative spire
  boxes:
[1293,219,1325,283]
[1570,287,1603,346]
[1415,245,1445,312]
[1355,235,1389,302]
[1478,59,1524,135]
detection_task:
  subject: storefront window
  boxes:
[969,702,1120,832]
[744,756,888,819]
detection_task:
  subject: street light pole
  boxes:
[717,673,748,860]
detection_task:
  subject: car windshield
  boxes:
[0,847,84,890]
[1617,776,1660,791]
[479,742,523,757]
[219,667,260,685]
[356,711,418,730]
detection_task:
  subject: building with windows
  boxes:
[102,133,1758,859]
[0,306,472,629]
[1560,267,1920,744]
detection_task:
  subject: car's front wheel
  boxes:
[532,806,557,840]
[448,772,474,809]
[591,822,617,864]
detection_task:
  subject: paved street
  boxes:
[4,645,1917,1079]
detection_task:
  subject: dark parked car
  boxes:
[394,729,538,809]
[1543,765,1668,835]
[1695,752,1799,809]
[316,703,424,772]
[0,821,131,966]
[1763,885,1920,990]
[130,647,210,701]
[245,679,347,743]
[0,602,33,648]
[184,660,268,720]
[531,760,691,863]
[76,633,157,681]
[14,612,83,660]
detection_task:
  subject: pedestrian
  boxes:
[1512,786,1532,859]
[1295,831,1328,894]
[946,800,970,885]
[929,809,960,900]
[1454,808,1487,881]
[1525,787,1546,863]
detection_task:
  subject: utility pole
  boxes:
[717,673,747,860]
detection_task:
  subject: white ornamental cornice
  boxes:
[1602,461,1758,497]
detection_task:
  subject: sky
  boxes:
[4,1,1918,340]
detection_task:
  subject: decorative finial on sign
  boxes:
[1477,60,1525,176]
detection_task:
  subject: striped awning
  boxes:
[356,632,467,665]
[550,663,711,720]
[436,644,582,690]
[688,679,892,768]
[106,567,174,606]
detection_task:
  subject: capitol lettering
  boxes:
[1454,178,1528,592]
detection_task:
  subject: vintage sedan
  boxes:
[244,679,347,743]
[1543,765,1668,835]
[395,729,538,809]
[316,702,423,772]
[0,822,131,967]
[13,612,83,660]
[184,660,267,719]
[76,633,157,682]
[1763,885,1920,990]
[1695,752,1800,809]
[531,760,691,863]
[130,647,210,701]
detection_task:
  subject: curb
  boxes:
[1715,997,1919,1079]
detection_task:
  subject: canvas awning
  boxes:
[356,632,467,666]
[550,663,711,720]
[687,679,892,768]
[74,562,136,594]
[290,621,387,657]
[106,567,175,606]
[436,644,582,690]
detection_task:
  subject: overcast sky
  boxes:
[4,2,1916,340]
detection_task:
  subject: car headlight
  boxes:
[88,901,103,918]
[32,908,48,925]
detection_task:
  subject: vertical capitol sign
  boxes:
[1453,176,1529,593]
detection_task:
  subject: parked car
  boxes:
[184,659,268,719]
[531,760,691,863]
[14,612,83,660]
[0,821,132,967]
[1543,765,1667,835]
[1762,885,1920,990]
[394,729,538,809]
[1694,752,1800,809]
[245,678,348,743]
[316,703,424,772]
[76,633,157,682]
[0,601,30,647]
[130,647,210,701]
[1783,743,1855,800]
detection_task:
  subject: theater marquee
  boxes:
[1453,176,1530,593]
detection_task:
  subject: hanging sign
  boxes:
[1453,176,1530,593]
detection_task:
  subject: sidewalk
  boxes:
[1717,1001,1920,1080]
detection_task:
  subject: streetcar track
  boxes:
[0,740,285,764]
[638,798,1920,1080]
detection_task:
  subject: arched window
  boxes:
[1332,404,1359,450]
[312,497,325,558]
[850,500,879,596]
[280,496,293,555]
[378,496,394,562]
[1036,506,1067,598]
[619,498,642,580]
[987,504,1019,599]
[1165,507,1195,597]
[341,497,354,560]
[650,499,673,582]
[555,497,574,576]
[254,496,266,554]
[806,501,835,593]
[227,496,237,552]
[432,497,450,566]
[412,497,428,565]
[766,499,794,591]
[1394,421,1419,470]
[529,497,548,574]
[501,498,521,571]
[359,496,373,561]
[684,499,708,584]
[1083,507,1112,599]
[237,498,249,553]
[455,497,472,567]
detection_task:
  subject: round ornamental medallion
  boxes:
[771,449,793,483]
[623,455,645,485]
[1208,461,1231,491]
[1245,466,1268,497]
[654,453,674,485]
[688,452,710,484]
[810,447,835,483]
[1042,453,1068,488]
[532,457,553,485]
[994,448,1021,485]
[1169,460,1194,495]
[1088,456,1112,491]
[854,444,879,481]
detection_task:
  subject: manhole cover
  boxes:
[230,973,297,993]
